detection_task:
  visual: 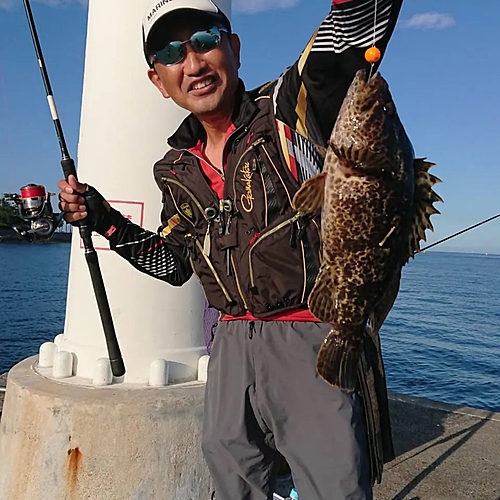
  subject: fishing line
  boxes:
[373,0,379,43]
[367,0,379,80]
[419,213,500,254]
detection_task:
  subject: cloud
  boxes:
[404,12,455,30]
[0,0,87,10]
[233,0,301,14]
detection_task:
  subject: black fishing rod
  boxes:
[419,213,500,253]
[22,0,125,378]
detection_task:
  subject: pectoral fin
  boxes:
[368,270,402,335]
[292,172,327,214]
[308,263,336,322]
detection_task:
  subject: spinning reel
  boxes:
[13,183,64,241]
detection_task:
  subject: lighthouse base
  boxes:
[0,356,211,500]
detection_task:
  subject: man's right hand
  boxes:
[57,175,89,223]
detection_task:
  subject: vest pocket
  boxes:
[245,212,320,316]
[186,234,246,316]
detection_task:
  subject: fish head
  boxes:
[331,69,414,178]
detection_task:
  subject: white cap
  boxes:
[142,0,229,50]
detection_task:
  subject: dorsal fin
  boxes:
[407,158,443,262]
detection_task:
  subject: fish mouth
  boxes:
[354,69,386,90]
[347,70,390,114]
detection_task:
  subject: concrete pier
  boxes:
[374,393,500,500]
[1,371,499,500]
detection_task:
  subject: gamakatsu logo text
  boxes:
[147,0,173,22]
[240,162,254,213]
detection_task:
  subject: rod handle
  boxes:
[61,158,77,181]
[85,248,126,378]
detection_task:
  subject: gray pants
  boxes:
[202,320,372,500]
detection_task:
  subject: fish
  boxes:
[292,69,443,392]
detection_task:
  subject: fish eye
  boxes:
[383,101,396,116]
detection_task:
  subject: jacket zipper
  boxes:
[261,144,292,206]
[231,254,249,310]
[189,150,225,181]
[257,164,269,226]
[248,212,302,290]
[169,125,247,188]
[312,218,322,247]
[189,236,234,304]
[299,240,308,303]
[256,152,280,225]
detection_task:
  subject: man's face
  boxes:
[148,13,241,121]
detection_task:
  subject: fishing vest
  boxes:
[153,85,322,318]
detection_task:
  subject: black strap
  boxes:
[300,216,317,298]
[257,155,280,225]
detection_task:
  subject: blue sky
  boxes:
[0,0,499,254]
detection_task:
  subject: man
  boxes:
[59,0,403,498]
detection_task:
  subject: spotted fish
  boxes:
[292,69,442,392]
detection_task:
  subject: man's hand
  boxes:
[57,175,88,223]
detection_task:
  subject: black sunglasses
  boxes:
[151,26,229,67]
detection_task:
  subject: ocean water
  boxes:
[0,243,498,411]
[0,243,70,374]
[382,250,499,412]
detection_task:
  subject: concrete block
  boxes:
[0,357,212,500]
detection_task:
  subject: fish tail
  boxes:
[317,329,361,393]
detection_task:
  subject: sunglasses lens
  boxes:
[155,41,185,65]
[191,27,221,53]
[153,27,224,66]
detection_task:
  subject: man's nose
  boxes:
[183,44,206,75]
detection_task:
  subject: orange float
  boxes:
[365,46,381,63]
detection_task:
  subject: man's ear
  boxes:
[148,68,171,99]
[230,33,241,70]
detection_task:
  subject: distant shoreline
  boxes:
[0,227,71,244]
[416,249,500,258]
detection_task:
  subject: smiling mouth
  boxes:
[190,77,216,92]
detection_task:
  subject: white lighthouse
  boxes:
[0,0,231,498]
